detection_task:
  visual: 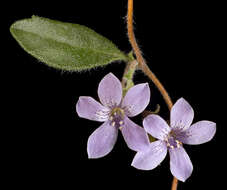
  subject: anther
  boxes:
[111,122,116,127]
[175,140,182,148]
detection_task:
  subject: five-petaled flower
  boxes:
[76,73,150,159]
[132,98,216,182]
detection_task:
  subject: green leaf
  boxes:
[10,16,129,71]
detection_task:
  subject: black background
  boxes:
[4,0,225,189]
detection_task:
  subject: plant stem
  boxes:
[127,0,143,69]
[171,177,178,190]
[142,104,160,118]
[142,64,173,110]
[127,0,173,111]
[127,0,177,189]
[121,59,138,96]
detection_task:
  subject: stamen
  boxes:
[119,121,124,125]
[109,107,125,129]
[166,133,182,149]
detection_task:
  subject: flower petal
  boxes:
[87,122,118,159]
[143,115,170,140]
[121,117,150,152]
[76,96,110,122]
[98,73,122,108]
[122,83,150,117]
[131,140,167,170]
[169,146,193,182]
[170,98,194,131]
[176,121,216,145]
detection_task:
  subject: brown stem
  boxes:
[127,0,144,69]
[171,177,178,190]
[127,0,177,189]
[142,64,173,110]
[127,0,173,110]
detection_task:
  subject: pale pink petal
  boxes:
[176,121,216,145]
[76,96,110,122]
[131,140,167,170]
[122,83,150,117]
[121,117,150,152]
[98,73,122,108]
[143,115,170,140]
[87,122,118,159]
[170,98,194,131]
[169,146,193,182]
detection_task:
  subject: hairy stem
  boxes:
[171,177,178,190]
[142,64,173,110]
[121,59,138,96]
[127,0,173,110]
[142,104,160,118]
[127,0,144,69]
[127,0,177,189]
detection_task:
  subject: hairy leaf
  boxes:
[10,16,128,71]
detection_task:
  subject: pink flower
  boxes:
[132,98,216,182]
[76,73,151,159]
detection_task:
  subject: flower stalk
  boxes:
[122,59,138,96]
[142,104,161,118]
[127,0,177,189]
[127,0,173,111]
[171,177,178,190]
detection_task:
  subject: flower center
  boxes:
[165,131,182,149]
[109,107,125,129]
